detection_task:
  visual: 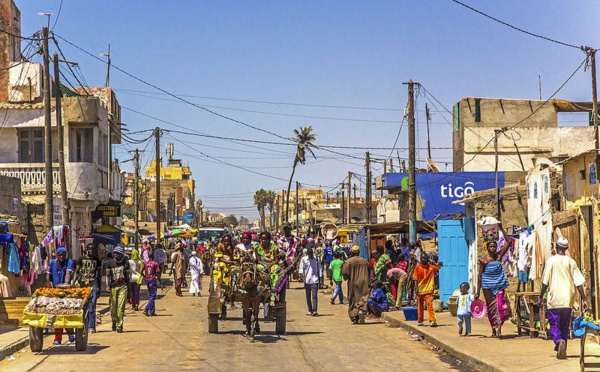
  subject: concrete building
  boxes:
[0,0,124,254]
[453,97,596,172]
[556,150,600,317]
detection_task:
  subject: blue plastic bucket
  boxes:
[402,307,418,321]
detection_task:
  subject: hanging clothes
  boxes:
[0,274,12,297]
[528,231,544,281]
[8,242,20,274]
[505,237,518,278]
[40,229,54,247]
[31,245,45,275]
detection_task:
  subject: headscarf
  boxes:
[241,231,252,240]
[131,249,141,261]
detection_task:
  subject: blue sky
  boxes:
[16,1,600,218]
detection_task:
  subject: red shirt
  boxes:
[142,261,160,280]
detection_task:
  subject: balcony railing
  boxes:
[0,163,60,190]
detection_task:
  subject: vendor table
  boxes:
[514,292,547,339]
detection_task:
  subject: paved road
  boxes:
[1,277,472,372]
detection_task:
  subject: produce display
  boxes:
[583,313,600,326]
[25,287,91,315]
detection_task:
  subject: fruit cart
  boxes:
[22,287,92,352]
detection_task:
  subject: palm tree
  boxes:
[254,189,269,230]
[285,126,317,223]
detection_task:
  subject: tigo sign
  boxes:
[380,172,503,221]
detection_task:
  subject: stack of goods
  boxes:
[25,287,91,315]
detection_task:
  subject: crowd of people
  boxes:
[42,222,590,362]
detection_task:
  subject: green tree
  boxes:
[223,214,238,228]
[254,189,269,231]
[285,126,317,223]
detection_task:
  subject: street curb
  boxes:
[0,304,111,361]
[0,336,29,362]
[381,313,503,372]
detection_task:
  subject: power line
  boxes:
[54,34,290,141]
[115,89,403,124]
[450,0,585,50]
[115,88,404,112]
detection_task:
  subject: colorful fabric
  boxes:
[110,285,128,331]
[481,261,509,294]
[417,292,436,322]
[47,258,74,287]
[413,263,439,295]
[330,258,344,282]
[483,289,510,329]
[375,253,390,281]
[367,288,389,312]
[548,308,571,351]
[8,243,20,274]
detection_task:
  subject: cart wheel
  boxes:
[29,327,43,352]
[75,323,88,351]
[275,307,287,335]
[208,314,219,333]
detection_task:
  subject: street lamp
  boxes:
[38,13,53,29]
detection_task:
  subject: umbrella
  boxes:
[171,229,182,236]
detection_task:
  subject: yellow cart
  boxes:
[22,297,90,352]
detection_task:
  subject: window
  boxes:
[474,99,481,123]
[18,128,44,163]
[70,128,94,162]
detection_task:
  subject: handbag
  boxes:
[136,272,144,285]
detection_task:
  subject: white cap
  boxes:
[556,237,568,249]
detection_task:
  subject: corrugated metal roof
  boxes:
[555,149,599,165]
[59,83,79,97]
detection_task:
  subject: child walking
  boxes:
[457,282,474,336]
[413,252,442,327]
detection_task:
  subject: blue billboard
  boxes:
[381,172,504,221]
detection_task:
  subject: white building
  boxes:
[0,1,124,256]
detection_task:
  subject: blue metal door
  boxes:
[437,220,469,305]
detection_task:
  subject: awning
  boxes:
[365,220,435,235]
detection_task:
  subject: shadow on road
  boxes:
[36,343,109,355]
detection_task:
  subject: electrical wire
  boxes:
[115,88,404,112]
[116,89,403,124]
[54,34,290,141]
[450,0,585,50]
[51,0,64,31]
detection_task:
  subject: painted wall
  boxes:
[453,97,596,172]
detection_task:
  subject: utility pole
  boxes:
[295,181,299,232]
[275,194,280,232]
[134,149,140,251]
[42,27,53,231]
[347,171,352,225]
[494,129,501,220]
[341,184,345,225]
[365,152,372,224]
[353,183,357,202]
[53,53,68,233]
[585,48,599,172]
[154,127,161,245]
[404,80,418,243]
[426,103,432,160]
